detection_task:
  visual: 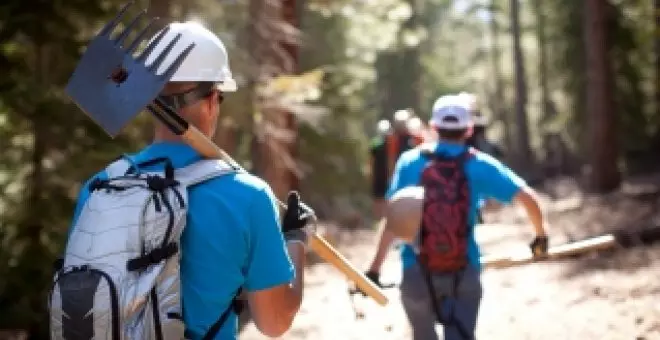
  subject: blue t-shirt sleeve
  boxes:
[244,186,295,292]
[385,149,420,199]
[385,158,405,199]
[475,154,526,204]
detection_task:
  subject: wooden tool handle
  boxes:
[182,125,389,305]
[182,125,234,161]
[310,234,389,306]
[481,234,618,269]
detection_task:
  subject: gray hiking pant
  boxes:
[400,263,482,340]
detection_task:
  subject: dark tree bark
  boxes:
[535,0,550,122]
[656,0,660,122]
[247,0,299,200]
[149,0,172,29]
[489,0,512,154]
[510,0,533,167]
[584,0,621,192]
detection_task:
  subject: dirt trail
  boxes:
[240,177,660,340]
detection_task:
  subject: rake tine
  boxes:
[136,25,169,63]
[162,43,195,79]
[147,33,182,73]
[126,17,157,54]
[98,1,134,37]
[114,9,146,46]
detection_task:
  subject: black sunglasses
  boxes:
[158,82,224,110]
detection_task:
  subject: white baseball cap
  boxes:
[393,109,412,122]
[377,119,391,134]
[429,95,473,130]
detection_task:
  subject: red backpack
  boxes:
[417,148,474,273]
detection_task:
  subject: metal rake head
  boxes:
[65,1,196,137]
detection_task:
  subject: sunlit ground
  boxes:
[241,178,660,339]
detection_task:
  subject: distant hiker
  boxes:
[369,110,424,219]
[50,22,311,340]
[460,92,504,160]
[364,94,549,340]
[370,119,394,219]
[388,109,425,172]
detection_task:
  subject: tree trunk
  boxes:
[489,0,512,154]
[535,0,550,122]
[248,0,298,200]
[281,0,300,193]
[535,0,560,176]
[510,0,533,168]
[584,0,620,192]
[149,0,172,28]
[656,0,660,121]
[400,0,422,115]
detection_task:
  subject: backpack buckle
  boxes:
[146,175,179,192]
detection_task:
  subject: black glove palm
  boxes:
[282,191,312,245]
[530,235,549,257]
[365,270,382,287]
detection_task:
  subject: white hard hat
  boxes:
[145,21,237,92]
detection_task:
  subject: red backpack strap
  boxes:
[456,147,476,167]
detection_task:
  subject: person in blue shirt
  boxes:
[68,22,310,339]
[364,94,549,340]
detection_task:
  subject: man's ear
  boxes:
[464,125,474,139]
[200,91,219,124]
[207,91,220,113]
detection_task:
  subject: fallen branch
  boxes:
[481,226,660,269]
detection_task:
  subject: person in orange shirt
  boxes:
[370,109,425,219]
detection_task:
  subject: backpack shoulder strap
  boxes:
[175,159,237,187]
[104,157,133,179]
[105,155,177,179]
[200,288,244,340]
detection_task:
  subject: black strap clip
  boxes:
[127,242,179,271]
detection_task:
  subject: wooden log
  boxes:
[481,234,618,269]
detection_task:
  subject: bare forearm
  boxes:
[526,201,545,236]
[368,220,396,273]
[516,188,546,236]
[282,242,305,315]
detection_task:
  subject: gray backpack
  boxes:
[49,156,236,340]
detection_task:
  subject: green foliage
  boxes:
[0,0,149,335]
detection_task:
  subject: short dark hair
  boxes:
[436,128,468,141]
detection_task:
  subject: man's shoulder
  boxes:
[467,149,524,180]
[401,142,435,160]
[194,168,272,195]
[468,148,504,167]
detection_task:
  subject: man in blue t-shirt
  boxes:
[364,94,549,340]
[68,22,310,339]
